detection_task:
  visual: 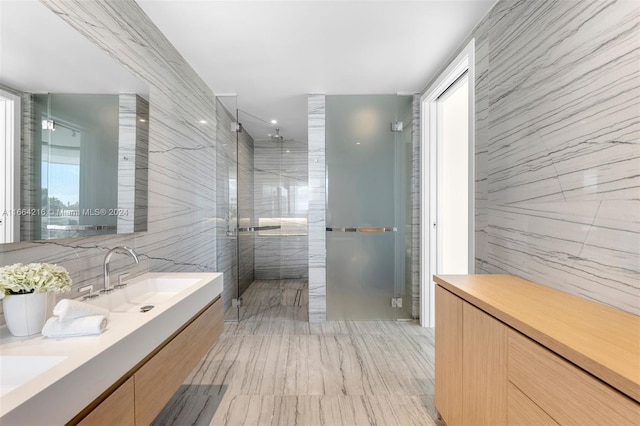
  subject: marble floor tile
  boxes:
[164,280,438,425]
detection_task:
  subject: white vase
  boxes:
[3,292,49,336]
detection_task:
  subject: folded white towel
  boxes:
[53,299,109,321]
[42,315,108,338]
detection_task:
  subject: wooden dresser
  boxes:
[434,274,640,425]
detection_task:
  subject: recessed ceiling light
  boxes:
[139,118,146,123]
[268,134,272,137]
[286,150,290,153]
[271,119,278,124]
[199,120,207,124]
[356,142,361,145]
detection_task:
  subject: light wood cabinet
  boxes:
[508,329,640,425]
[435,285,507,425]
[507,382,558,426]
[135,295,223,424]
[71,296,223,426]
[435,285,463,425]
[462,302,507,425]
[434,275,640,426]
[77,377,135,426]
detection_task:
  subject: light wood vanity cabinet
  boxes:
[434,275,640,426]
[434,285,463,425]
[77,377,135,426]
[135,294,223,424]
[71,296,223,426]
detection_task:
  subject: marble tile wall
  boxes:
[0,0,226,316]
[19,92,36,242]
[116,94,148,234]
[253,139,308,280]
[307,95,326,322]
[472,0,640,314]
[411,94,421,319]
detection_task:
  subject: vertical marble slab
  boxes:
[473,11,491,274]
[134,95,149,233]
[411,94,421,318]
[472,0,640,314]
[19,92,36,241]
[117,94,137,234]
[307,94,326,322]
[0,0,222,319]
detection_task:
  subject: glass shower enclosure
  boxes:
[326,95,414,320]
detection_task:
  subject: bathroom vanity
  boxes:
[434,274,640,425]
[0,272,224,425]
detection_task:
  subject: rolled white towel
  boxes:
[53,298,109,321]
[42,315,108,338]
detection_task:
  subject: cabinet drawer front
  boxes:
[508,382,558,426]
[508,330,640,425]
[135,297,224,425]
[78,376,135,426]
[435,285,464,425]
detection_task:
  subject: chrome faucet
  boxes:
[102,246,140,293]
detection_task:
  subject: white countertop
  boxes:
[0,272,223,425]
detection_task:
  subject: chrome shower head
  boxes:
[270,128,284,141]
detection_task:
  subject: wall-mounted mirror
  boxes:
[0,1,149,243]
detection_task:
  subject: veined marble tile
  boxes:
[178,279,437,425]
[308,95,327,322]
[411,94,421,318]
[469,0,640,314]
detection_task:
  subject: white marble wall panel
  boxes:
[473,0,640,314]
[411,94,421,318]
[117,94,137,234]
[307,95,326,322]
[474,12,491,274]
[0,0,223,319]
[19,92,37,242]
[134,95,149,233]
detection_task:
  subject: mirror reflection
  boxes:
[0,1,149,243]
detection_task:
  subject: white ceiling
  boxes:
[137,0,495,142]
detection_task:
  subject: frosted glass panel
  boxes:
[326,95,412,320]
[327,232,395,320]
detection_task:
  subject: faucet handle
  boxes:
[80,285,99,300]
[114,273,130,289]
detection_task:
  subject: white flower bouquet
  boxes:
[0,263,72,299]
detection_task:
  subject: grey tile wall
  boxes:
[472,0,640,314]
[0,0,228,316]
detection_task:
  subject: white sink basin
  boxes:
[0,356,67,397]
[87,277,202,313]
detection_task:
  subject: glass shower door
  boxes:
[326,95,413,320]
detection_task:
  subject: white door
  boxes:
[421,40,475,326]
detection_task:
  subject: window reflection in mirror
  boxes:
[0,0,150,244]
